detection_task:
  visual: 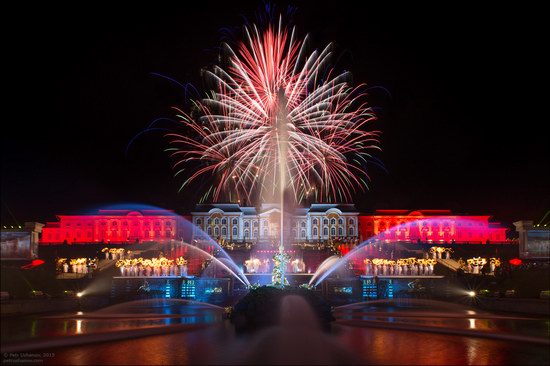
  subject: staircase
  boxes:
[437,258,461,272]
[97,258,116,272]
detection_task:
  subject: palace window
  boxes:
[232,227,238,236]
[338,218,343,225]
[222,227,227,236]
[214,227,219,236]
[323,219,328,225]
[313,227,318,236]
[348,227,354,236]
[338,227,343,236]
[232,218,238,226]
[244,230,249,238]
[313,218,318,225]
[323,227,328,236]
[214,218,219,225]
[301,221,306,228]
[253,221,258,227]
[301,230,306,238]
[331,227,336,236]
[331,218,336,225]
[244,221,250,228]
[222,218,227,225]
[196,219,202,226]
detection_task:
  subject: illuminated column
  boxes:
[209,216,214,238]
[345,217,349,238]
[94,219,99,242]
[317,216,323,241]
[239,217,243,241]
[259,218,263,239]
[451,221,456,238]
[229,216,233,241]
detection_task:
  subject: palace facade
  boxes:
[40,209,190,245]
[359,209,507,243]
[39,206,508,245]
[191,203,359,242]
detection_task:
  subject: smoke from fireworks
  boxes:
[167,17,380,204]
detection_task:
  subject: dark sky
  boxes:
[2,2,548,228]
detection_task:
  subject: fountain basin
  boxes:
[230,286,334,333]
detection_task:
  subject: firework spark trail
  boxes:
[167,17,380,204]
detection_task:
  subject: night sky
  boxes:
[2,2,548,229]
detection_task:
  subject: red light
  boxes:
[20,259,45,269]
[509,258,522,266]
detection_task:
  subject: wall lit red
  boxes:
[40,210,192,245]
[358,210,507,244]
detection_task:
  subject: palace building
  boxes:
[40,209,190,245]
[191,203,359,242]
[359,210,507,243]
[39,206,507,245]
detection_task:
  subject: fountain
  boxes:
[95,204,252,304]
[307,217,486,288]
[271,89,292,288]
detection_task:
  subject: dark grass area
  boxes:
[1,265,68,298]
[488,267,549,298]
[455,267,550,298]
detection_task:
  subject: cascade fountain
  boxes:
[271,89,292,288]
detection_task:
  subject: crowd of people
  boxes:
[115,256,188,277]
[364,258,437,276]
[56,257,98,274]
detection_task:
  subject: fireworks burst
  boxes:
[167,17,380,204]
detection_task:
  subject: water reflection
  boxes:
[1,298,548,365]
[333,299,549,339]
[1,299,224,346]
[335,326,549,365]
